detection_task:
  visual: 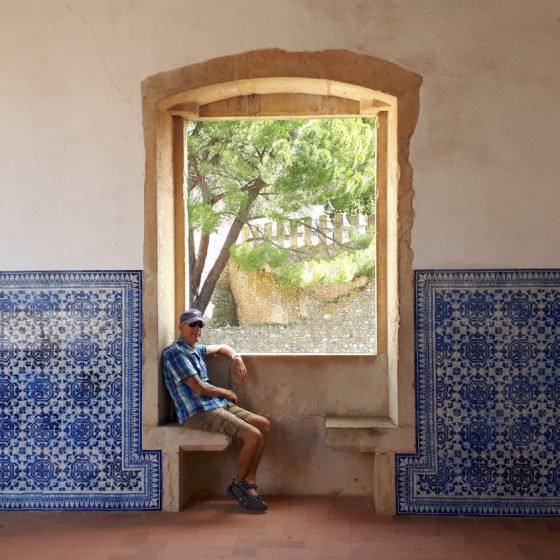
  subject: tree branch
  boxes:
[193,180,266,312]
[291,218,355,250]
[244,234,309,255]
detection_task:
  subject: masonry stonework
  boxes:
[205,279,376,354]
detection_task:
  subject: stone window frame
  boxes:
[141,50,421,432]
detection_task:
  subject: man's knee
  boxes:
[250,415,271,436]
[259,416,271,435]
[240,424,263,445]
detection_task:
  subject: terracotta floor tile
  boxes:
[231,547,258,558]
[0,498,559,560]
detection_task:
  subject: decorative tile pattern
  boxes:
[0,271,160,510]
[397,270,560,516]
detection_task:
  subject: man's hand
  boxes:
[232,356,248,383]
[205,345,248,383]
[186,375,238,404]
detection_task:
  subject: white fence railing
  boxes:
[241,213,374,249]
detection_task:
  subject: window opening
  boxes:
[185,117,377,354]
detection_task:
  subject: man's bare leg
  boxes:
[244,415,271,488]
[228,416,271,510]
[236,426,263,483]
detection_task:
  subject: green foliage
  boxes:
[187,117,377,308]
[348,230,375,250]
[187,201,221,234]
[186,118,376,231]
[230,234,375,290]
[230,242,289,272]
[275,245,375,289]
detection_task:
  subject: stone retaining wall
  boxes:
[204,282,376,354]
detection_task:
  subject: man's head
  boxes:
[179,308,205,347]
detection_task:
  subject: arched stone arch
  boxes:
[141,50,421,513]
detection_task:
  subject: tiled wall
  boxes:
[397,270,560,516]
[0,271,160,510]
[4,268,560,514]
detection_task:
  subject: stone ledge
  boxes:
[325,415,415,453]
[143,423,230,453]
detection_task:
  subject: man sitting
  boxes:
[163,309,271,512]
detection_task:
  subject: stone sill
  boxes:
[215,353,379,358]
[325,415,414,453]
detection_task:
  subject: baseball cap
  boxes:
[179,309,204,326]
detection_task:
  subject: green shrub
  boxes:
[348,230,374,250]
[230,237,374,289]
[275,245,374,288]
[230,242,288,271]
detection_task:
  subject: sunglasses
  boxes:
[188,321,205,328]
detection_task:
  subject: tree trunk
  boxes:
[188,229,196,305]
[190,232,209,303]
[192,216,246,313]
[193,181,264,313]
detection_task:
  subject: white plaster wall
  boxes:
[1,0,559,269]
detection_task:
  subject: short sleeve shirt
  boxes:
[163,338,228,424]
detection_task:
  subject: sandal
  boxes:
[227,480,267,512]
[239,481,267,504]
[239,480,268,509]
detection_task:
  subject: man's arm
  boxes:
[185,374,238,404]
[205,344,248,382]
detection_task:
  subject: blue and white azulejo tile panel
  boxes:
[0,271,161,510]
[397,270,560,516]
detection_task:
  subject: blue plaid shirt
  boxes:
[163,338,228,424]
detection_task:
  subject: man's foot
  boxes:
[227,480,267,512]
[239,480,268,508]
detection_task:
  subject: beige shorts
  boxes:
[183,404,257,438]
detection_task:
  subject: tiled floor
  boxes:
[0,497,559,560]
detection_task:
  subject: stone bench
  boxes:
[143,423,231,511]
[325,415,398,452]
[325,415,415,513]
